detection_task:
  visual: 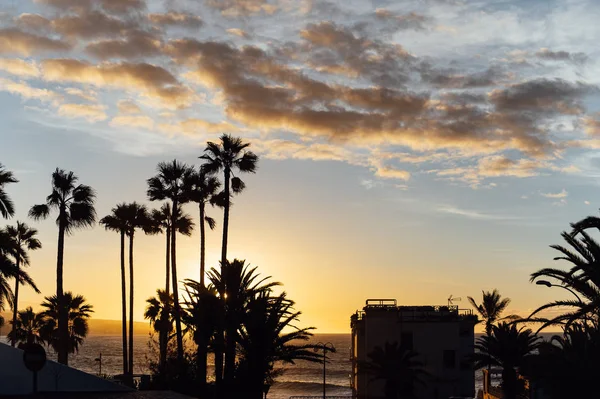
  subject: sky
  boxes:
[2,0,600,333]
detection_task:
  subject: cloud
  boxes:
[148,12,202,29]
[541,189,568,199]
[373,166,411,181]
[0,77,59,102]
[421,66,507,88]
[14,14,52,32]
[585,200,590,205]
[436,205,521,221]
[64,87,97,102]
[0,28,71,56]
[117,100,142,114]
[110,114,153,129]
[41,59,193,107]
[58,103,107,122]
[226,28,250,38]
[52,11,128,39]
[85,30,163,59]
[205,0,278,17]
[374,9,430,31]
[35,0,146,15]
[0,58,40,77]
[536,48,587,64]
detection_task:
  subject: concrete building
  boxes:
[350,299,478,399]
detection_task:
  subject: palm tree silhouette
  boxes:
[0,163,18,219]
[3,222,42,346]
[99,204,130,376]
[147,160,195,366]
[39,292,94,356]
[208,259,279,389]
[363,341,427,399]
[144,289,176,337]
[237,291,322,399]
[189,168,220,287]
[29,168,96,365]
[200,134,258,267]
[472,322,540,399]
[468,289,517,336]
[7,306,45,346]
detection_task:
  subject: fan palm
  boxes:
[39,292,94,356]
[189,168,220,287]
[472,322,540,399]
[237,291,322,399]
[0,163,18,218]
[29,168,96,365]
[363,341,427,399]
[147,160,195,366]
[8,306,45,346]
[200,134,258,267]
[467,289,516,336]
[3,222,42,346]
[208,259,280,388]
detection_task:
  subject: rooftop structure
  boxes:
[350,299,478,399]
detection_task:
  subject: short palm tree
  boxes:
[8,306,45,346]
[468,289,517,336]
[472,322,541,399]
[189,168,220,287]
[147,160,195,366]
[29,168,96,365]
[363,341,427,399]
[3,222,42,346]
[237,291,322,399]
[39,292,94,356]
[200,134,258,267]
[0,163,18,219]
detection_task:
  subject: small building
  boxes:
[350,299,478,399]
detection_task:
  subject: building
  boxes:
[350,299,478,399]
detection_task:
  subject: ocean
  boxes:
[0,332,558,398]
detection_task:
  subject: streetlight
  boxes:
[95,353,102,376]
[535,280,582,302]
[314,342,336,399]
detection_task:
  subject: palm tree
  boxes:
[472,322,540,399]
[145,289,176,336]
[147,160,195,366]
[467,289,517,336]
[29,168,96,365]
[363,341,427,399]
[236,291,322,399]
[208,259,280,388]
[39,292,94,356]
[200,134,258,267]
[3,222,42,346]
[99,204,130,376]
[8,307,46,346]
[529,228,600,330]
[0,163,18,219]
[189,168,220,287]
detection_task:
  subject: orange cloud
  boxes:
[58,103,107,122]
[148,12,202,29]
[0,77,60,103]
[110,114,154,129]
[85,30,163,59]
[0,58,40,77]
[0,28,71,56]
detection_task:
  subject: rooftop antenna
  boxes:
[448,295,461,307]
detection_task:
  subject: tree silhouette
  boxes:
[8,306,45,346]
[472,322,540,399]
[0,163,18,219]
[468,289,517,336]
[189,168,220,287]
[200,134,258,268]
[363,341,427,399]
[147,160,195,367]
[29,168,96,365]
[39,292,94,356]
[3,221,42,346]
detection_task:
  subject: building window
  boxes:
[443,350,456,369]
[400,332,413,351]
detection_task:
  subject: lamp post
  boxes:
[535,280,582,302]
[314,342,335,399]
[95,353,102,376]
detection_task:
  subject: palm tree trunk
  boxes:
[165,227,170,296]
[128,232,135,377]
[221,169,230,266]
[120,231,128,376]
[160,227,170,369]
[11,257,20,347]
[171,200,184,365]
[200,203,206,287]
[57,212,68,365]
[217,169,230,394]
[197,338,208,389]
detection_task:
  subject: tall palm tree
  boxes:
[8,306,46,346]
[200,134,258,267]
[29,168,96,365]
[39,292,94,356]
[208,259,280,388]
[472,322,541,399]
[99,204,130,376]
[189,168,220,287]
[147,160,195,366]
[467,289,516,336]
[0,163,18,219]
[3,222,42,346]
[363,341,427,399]
[236,291,322,399]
